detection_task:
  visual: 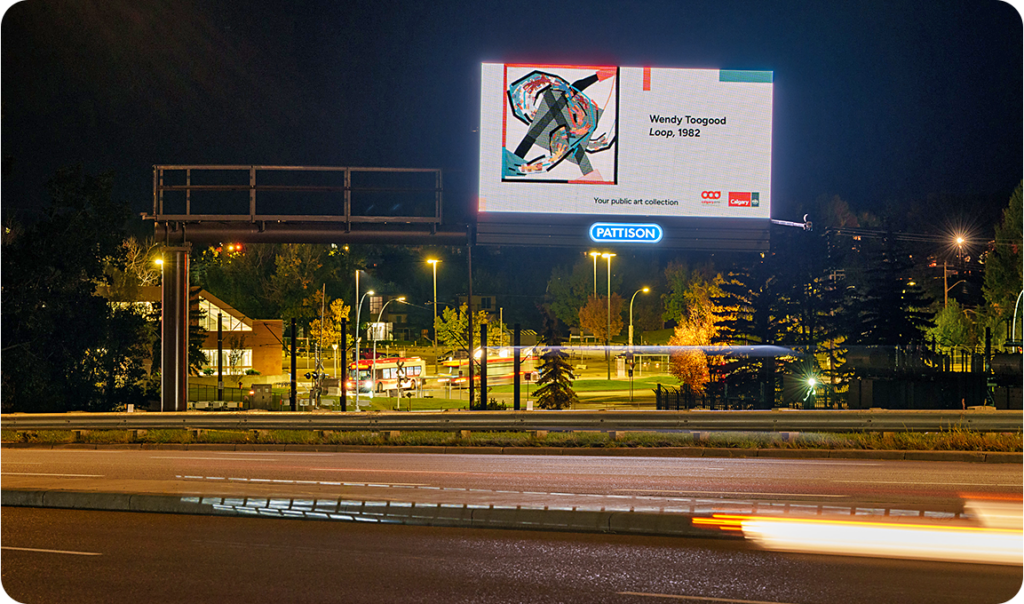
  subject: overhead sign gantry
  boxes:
[143,165,467,412]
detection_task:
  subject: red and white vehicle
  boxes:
[346,357,426,395]
[438,348,537,388]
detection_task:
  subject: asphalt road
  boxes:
[2,449,1020,515]
[2,507,1020,604]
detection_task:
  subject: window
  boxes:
[480,297,492,310]
[198,298,251,332]
[201,348,252,373]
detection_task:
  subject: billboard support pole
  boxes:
[160,245,190,412]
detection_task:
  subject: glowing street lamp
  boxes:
[353,289,374,409]
[629,287,650,349]
[372,297,407,396]
[427,259,440,375]
[602,252,616,379]
[945,235,968,307]
[589,251,601,297]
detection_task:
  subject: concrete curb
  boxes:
[2,442,1019,462]
[0,489,727,539]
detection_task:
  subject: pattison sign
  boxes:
[588,222,663,243]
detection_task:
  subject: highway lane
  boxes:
[2,449,1020,515]
[2,507,1020,604]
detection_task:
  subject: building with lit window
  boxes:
[196,291,283,377]
[97,285,283,378]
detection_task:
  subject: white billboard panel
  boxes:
[478,64,773,220]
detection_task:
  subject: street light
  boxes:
[427,259,440,376]
[353,289,374,409]
[1011,289,1024,348]
[589,251,601,297]
[944,235,968,307]
[602,252,616,380]
[629,287,650,349]
[372,296,408,396]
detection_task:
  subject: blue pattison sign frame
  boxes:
[589,222,663,243]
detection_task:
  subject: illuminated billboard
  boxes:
[477,64,773,243]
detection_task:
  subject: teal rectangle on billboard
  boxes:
[718,70,773,83]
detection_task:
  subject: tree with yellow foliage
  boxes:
[668,273,725,395]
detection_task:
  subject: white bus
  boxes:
[346,357,426,395]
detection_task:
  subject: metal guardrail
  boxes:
[1,410,1020,433]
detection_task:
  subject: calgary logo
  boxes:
[728,192,760,207]
[701,191,721,199]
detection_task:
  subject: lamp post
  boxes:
[944,236,967,307]
[629,287,649,349]
[589,251,601,297]
[331,343,338,379]
[371,297,407,395]
[427,259,440,376]
[354,289,374,409]
[602,252,616,380]
[1011,290,1024,349]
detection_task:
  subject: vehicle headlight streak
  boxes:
[692,513,1023,565]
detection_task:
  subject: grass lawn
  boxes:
[317,395,470,411]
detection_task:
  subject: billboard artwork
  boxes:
[480,63,773,220]
[502,66,619,184]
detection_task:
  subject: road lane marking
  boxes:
[152,456,278,461]
[617,592,798,604]
[614,489,847,497]
[176,475,427,487]
[206,454,331,458]
[2,546,101,556]
[3,472,103,478]
[833,481,1021,487]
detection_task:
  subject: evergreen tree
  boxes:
[533,313,578,410]
[845,233,933,347]
[711,252,787,408]
[982,182,1023,336]
[534,347,578,410]
[773,227,848,401]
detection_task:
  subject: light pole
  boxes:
[602,252,616,379]
[589,251,601,297]
[1012,290,1024,349]
[629,287,650,349]
[372,296,407,395]
[332,343,338,379]
[427,259,440,376]
[944,235,967,307]
[354,289,374,409]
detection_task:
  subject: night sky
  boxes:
[2,0,1021,227]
